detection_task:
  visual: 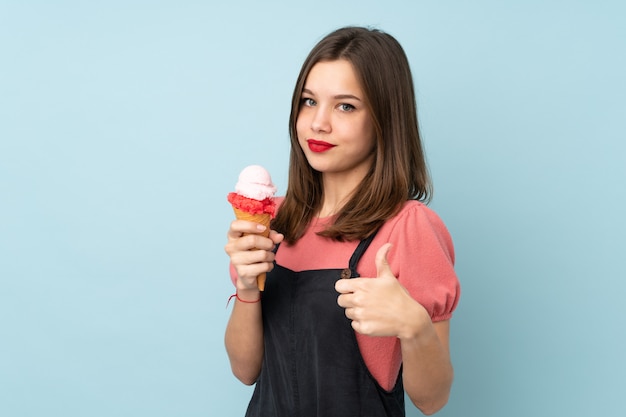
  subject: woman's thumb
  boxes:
[375,243,393,277]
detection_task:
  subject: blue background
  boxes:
[1,1,624,416]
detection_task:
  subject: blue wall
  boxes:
[1,1,624,416]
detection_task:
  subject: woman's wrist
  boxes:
[235,286,262,303]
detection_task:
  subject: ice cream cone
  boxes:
[228,165,277,292]
[233,207,271,291]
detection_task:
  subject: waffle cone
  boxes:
[232,207,272,291]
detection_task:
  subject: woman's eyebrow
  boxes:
[302,88,362,101]
[334,94,362,101]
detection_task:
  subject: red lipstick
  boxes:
[307,139,335,153]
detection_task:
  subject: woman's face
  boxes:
[296,59,376,181]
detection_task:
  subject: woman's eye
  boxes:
[339,103,355,112]
[302,98,316,107]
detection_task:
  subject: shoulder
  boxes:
[396,200,446,224]
[384,201,452,244]
[370,200,456,274]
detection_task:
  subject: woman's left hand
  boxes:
[335,243,429,339]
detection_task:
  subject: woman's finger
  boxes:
[227,220,268,239]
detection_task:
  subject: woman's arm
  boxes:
[335,243,454,415]
[398,314,453,415]
[224,221,283,385]
[224,288,264,385]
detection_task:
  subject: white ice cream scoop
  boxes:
[235,165,277,200]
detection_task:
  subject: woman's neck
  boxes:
[318,170,366,218]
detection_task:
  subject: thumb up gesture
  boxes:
[335,243,428,339]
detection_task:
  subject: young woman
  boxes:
[225,26,460,416]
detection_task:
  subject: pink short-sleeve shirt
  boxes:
[230,199,460,391]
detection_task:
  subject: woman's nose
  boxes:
[311,107,331,133]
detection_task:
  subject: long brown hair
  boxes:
[272,26,432,244]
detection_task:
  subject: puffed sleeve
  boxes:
[388,202,460,321]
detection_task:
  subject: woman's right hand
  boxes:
[225,220,284,291]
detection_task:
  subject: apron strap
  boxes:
[347,229,380,278]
